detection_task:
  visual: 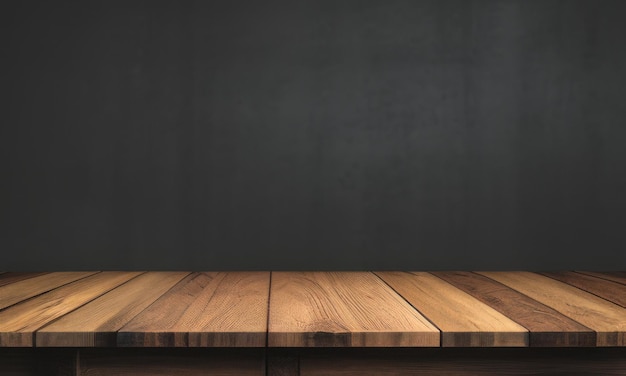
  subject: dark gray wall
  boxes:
[2,0,625,270]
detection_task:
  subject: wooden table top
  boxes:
[0,271,625,348]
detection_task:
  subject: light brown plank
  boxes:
[118,272,270,347]
[479,272,626,346]
[432,271,595,346]
[0,272,141,347]
[268,272,440,347]
[0,272,50,288]
[376,272,527,347]
[541,271,626,308]
[577,271,626,286]
[0,272,97,309]
[36,272,190,347]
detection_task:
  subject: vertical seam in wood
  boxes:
[542,271,626,308]
[473,271,598,346]
[32,272,149,346]
[0,272,102,313]
[428,272,536,345]
[575,271,626,286]
[265,271,272,375]
[371,271,443,346]
[110,271,193,346]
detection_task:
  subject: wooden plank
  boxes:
[376,272,527,347]
[0,272,97,309]
[79,348,265,376]
[0,272,49,287]
[541,271,626,308]
[36,272,190,347]
[0,272,141,347]
[432,271,595,347]
[118,272,270,347]
[478,272,626,346]
[268,272,440,347]
[577,271,626,286]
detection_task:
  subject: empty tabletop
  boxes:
[0,271,624,348]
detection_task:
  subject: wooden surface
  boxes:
[0,271,625,349]
[0,272,97,309]
[541,271,626,308]
[479,271,626,346]
[118,272,270,347]
[376,272,527,347]
[432,271,596,346]
[577,271,626,286]
[37,272,190,347]
[0,272,140,347]
[0,272,49,288]
[268,272,440,347]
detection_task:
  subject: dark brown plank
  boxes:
[0,272,142,347]
[376,272,527,347]
[432,271,595,347]
[118,272,270,347]
[36,272,190,347]
[0,272,50,287]
[479,272,626,346]
[0,272,98,309]
[577,271,626,286]
[541,271,626,308]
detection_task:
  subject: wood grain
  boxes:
[0,272,49,287]
[376,272,527,347]
[0,272,141,347]
[479,272,626,346]
[432,271,595,346]
[1,270,624,352]
[36,272,190,347]
[0,272,97,309]
[118,272,270,347]
[268,272,440,347]
[577,271,626,286]
[541,271,626,308]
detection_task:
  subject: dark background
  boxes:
[2,0,625,271]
